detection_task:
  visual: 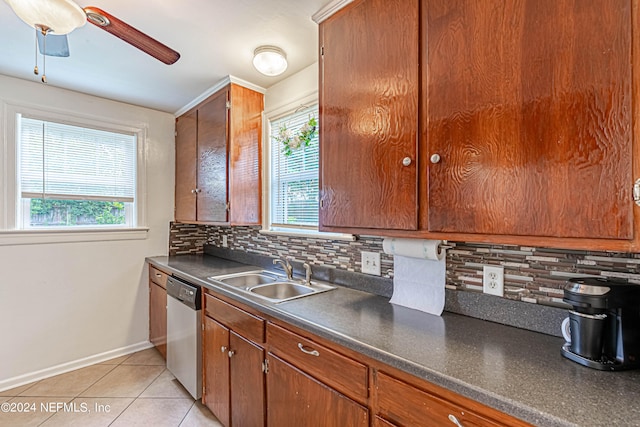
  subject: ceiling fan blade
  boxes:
[37,32,70,57]
[83,6,180,65]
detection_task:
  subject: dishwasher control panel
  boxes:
[166,276,201,310]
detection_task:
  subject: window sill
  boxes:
[260,228,355,242]
[0,227,149,246]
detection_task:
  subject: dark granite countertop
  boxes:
[148,254,640,427]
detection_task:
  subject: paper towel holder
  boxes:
[439,240,454,252]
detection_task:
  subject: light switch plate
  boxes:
[361,251,381,276]
[483,265,504,297]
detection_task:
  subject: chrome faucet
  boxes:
[273,258,293,280]
[303,263,312,286]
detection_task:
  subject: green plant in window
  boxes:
[29,199,126,226]
[276,116,318,156]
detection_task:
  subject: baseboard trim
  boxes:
[0,341,154,393]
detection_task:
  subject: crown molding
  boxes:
[312,0,353,24]
[174,75,266,117]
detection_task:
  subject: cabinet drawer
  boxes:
[267,323,368,402]
[376,372,518,427]
[204,293,264,343]
[149,265,169,289]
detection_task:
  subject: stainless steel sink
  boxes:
[209,271,282,289]
[248,280,335,303]
[250,282,314,299]
[208,270,335,303]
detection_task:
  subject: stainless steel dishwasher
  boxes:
[166,275,202,399]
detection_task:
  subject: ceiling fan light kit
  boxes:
[4,0,181,83]
[253,45,288,76]
[4,0,86,34]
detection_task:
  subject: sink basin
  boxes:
[208,270,283,289]
[249,281,336,303]
[208,270,335,303]
[250,282,315,300]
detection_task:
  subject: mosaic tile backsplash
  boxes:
[169,222,640,308]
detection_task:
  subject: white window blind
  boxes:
[270,105,319,229]
[19,117,136,202]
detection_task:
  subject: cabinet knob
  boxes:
[402,157,412,167]
[220,346,227,353]
[430,154,441,164]
[195,188,201,194]
[448,414,464,427]
[228,350,235,358]
[191,189,196,194]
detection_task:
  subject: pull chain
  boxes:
[41,29,47,83]
[33,27,39,75]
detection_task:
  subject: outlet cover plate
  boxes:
[361,251,381,276]
[483,265,504,297]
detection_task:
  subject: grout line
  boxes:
[178,400,198,426]
[73,363,120,398]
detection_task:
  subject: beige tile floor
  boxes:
[0,348,223,427]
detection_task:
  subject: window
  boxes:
[16,114,137,229]
[268,104,319,231]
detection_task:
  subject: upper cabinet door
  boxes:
[197,88,229,223]
[175,110,197,222]
[228,84,263,225]
[320,0,420,230]
[426,0,633,239]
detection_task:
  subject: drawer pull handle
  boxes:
[448,414,464,427]
[297,343,320,357]
[155,273,162,278]
[220,346,227,353]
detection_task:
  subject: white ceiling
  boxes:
[0,0,329,113]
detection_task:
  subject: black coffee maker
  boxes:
[562,277,640,370]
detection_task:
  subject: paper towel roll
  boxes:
[383,238,446,316]
[382,238,445,261]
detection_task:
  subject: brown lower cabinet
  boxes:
[148,265,168,359]
[201,289,532,427]
[202,294,265,427]
[374,371,530,427]
[266,354,368,426]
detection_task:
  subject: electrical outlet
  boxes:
[222,235,228,248]
[361,251,381,276]
[483,265,504,297]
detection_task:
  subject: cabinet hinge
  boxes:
[634,179,640,206]
[320,46,324,57]
[174,130,178,137]
[201,323,205,331]
[262,358,269,374]
[226,201,230,211]
[319,199,324,209]
[226,101,231,110]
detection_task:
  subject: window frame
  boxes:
[0,102,148,245]
[261,93,354,242]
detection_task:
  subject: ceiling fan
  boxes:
[4,0,180,80]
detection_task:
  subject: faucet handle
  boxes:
[303,263,312,286]
[273,257,294,279]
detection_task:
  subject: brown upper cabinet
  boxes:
[319,0,639,251]
[175,83,263,225]
[319,0,420,231]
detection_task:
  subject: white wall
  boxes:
[0,74,175,390]
[264,62,318,112]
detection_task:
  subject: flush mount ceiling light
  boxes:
[253,45,288,77]
[4,0,86,34]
